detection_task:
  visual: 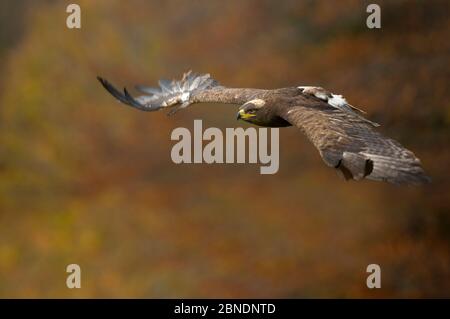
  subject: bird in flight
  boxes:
[97,71,430,185]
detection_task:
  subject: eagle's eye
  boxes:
[242,99,266,113]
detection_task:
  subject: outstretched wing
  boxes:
[281,104,430,185]
[97,71,220,113]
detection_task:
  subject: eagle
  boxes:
[97,71,430,185]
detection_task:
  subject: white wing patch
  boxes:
[298,86,348,107]
[327,94,348,108]
[298,86,330,101]
[298,86,379,127]
[180,92,190,102]
[298,86,355,111]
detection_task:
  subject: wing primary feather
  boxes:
[97,76,158,111]
[98,71,220,113]
[158,79,172,93]
[135,85,161,95]
[282,105,430,185]
[97,77,131,105]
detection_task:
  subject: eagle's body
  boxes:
[97,71,430,185]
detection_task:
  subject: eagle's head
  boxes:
[237,99,291,127]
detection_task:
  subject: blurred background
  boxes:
[0,0,449,298]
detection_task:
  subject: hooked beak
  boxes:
[237,109,255,121]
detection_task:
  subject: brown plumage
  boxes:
[97,71,430,185]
